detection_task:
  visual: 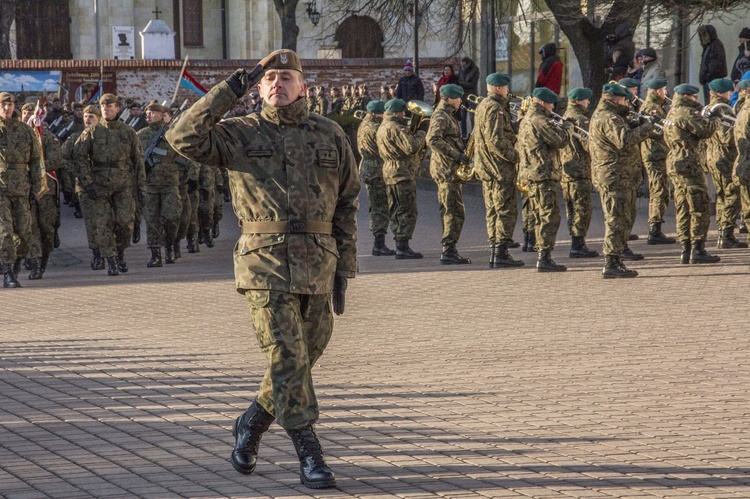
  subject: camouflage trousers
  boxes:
[708,166,741,229]
[436,181,465,246]
[741,185,750,223]
[81,172,135,258]
[386,179,418,241]
[0,194,31,264]
[671,174,710,243]
[528,180,560,252]
[145,184,181,248]
[600,187,636,257]
[76,184,98,251]
[213,183,224,228]
[176,180,190,242]
[186,189,200,241]
[521,189,536,234]
[245,290,333,431]
[198,187,215,236]
[28,193,59,260]
[364,176,390,237]
[481,179,517,245]
[644,160,670,224]
[561,178,592,237]
[59,164,75,201]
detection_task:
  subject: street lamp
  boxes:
[306,0,321,26]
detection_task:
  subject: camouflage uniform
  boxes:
[356,113,390,237]
[704,96,741,233]
[57,116,85,202]
[198,164,216,246]
[27,128,62,275]
[165,81,359,430]
[315,95,328,116]
[639,92,671,224]
[63,132,97,251]
[559,102,593,238]
[213,167,226,236]
[329,97,344,116]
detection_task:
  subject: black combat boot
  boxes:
[230,399,275,475]
[536,250,566,272]
[12,260,21,280]
[680,240,691,264]
[569,236,599,258]
[28,258,43,280]
[132,220,141,244]
[187,236,200,253]
[164,243,176,264]
[372,234,396,256]
[395,239,423,259]
[488,243,497,268]
[526,230,536,252]
[40,255,49,276]
[602,255,638,279]
[717,227,748,249]
[690,240,721,264]
[147,248,162,268]
[508,240,521,249]
[106,257,119,276]
[493,244,525,268]
[621,245,644,261]
[117,251,128,273]
[521,232,530,252]
[73,203,83,219]
[647,222,676,245]
[54,230,60,249]
[3,263,21,288]
[287,425,337,489]
[173,241,182,260]
[440,244,471,265]
[204,230,214,248]
[628,233,639,241]
[91,250,105,270]
[212,223,220,239]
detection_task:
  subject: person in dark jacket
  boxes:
[698,24,728,104]
[730,27,750,83]
[394,59,425,103]
[458,57,479,139]
[535,43,563,94]
[604,22,635,81]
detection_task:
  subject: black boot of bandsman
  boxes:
[372,234,396,256]
[569,236,599,258]
[717,226,748,249]
[680,239,691,264]
[91,249,105,270]
[147,248,162,268]
[647,222,676,245]
[602,254,638,278]
[287,425,337,489]
[106,256,119,276]
[690,240,721,264]
[164,243,176,264]
[117,250,128,273]
[28,258,43,280]
[440,244,470,265]
[230,399,275,475]
[173,241,182,260]
[536,250,566,272]
[395,239,423,259]
[12,259,21,280]
[622,245,644,261]
[3,263,21,288]
[493,244,524,268]
[488,243,497,268]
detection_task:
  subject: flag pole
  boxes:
[172,55,189,106]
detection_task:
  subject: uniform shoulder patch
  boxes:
[584,120,590,126]
[400,127,406,132]
[498,111,504,116]
[611,116,620,121]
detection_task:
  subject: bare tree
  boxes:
[273,0,301,50]
[0,0,18,59]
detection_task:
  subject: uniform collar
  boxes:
[261,97,309,127]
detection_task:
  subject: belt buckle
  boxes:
[289,220,306,233]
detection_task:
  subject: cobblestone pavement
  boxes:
[2,181,750,498]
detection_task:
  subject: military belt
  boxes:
[93,160,120,169]
[241,220,333,235]
[4,163,29,171]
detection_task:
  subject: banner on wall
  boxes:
[0,70,62,93]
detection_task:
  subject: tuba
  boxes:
[407,100,434,134]
[455,160,475,182]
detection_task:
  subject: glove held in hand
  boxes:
[332,275,347,315]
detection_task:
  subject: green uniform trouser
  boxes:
[187,189,200,241]
[482,179,517,245]
[521,189,535,235]
[600,187,635,257]
[671,174,710,243]
[59,164,74,201]
[386,179,418,241]
[245,290,333,431]
[213,175,224,227]
[528,180,561,252]
[709,165,741,229]
[741,185,750,227]
[85,169,135,258]
[644,159,670,224]
[561,177,592,238]
[145,184,181,248]
[77,184,98,251]
[436,181,465,247]
[27,193,58,260]
[364,176,390,237]
[176,169,190,242]
[0,194,31,264]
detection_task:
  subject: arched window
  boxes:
[334,15,384,58]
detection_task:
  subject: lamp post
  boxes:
[306,0,321,27]
[413,0,419,76]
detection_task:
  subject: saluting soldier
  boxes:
[559,87,599,258]
[357,100,395,256]
[377,98,428,259]
[664,84,722,264]
[426,83,471,264]
[589,83,654,278]
[517,87,570,272]
[472,72,524,268]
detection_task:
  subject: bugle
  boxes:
[466,94,484,105]
[701,103,736,128]
[353,110,367,120]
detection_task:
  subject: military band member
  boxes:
[357,100,395,255]
[734,79,750,247]
[472,72,524,267]
[639,78,677,245]
[664,84,722,264]
[618,77,647,242]
[559,87,598,258]
[377,98,428,259]
[589,83,654,278]
[517,87,570,272]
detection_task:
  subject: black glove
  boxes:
[332,274,347,316]
[187,178,199,194]
[709,107,724,119]
[225,65,265,98]
[418,119,431,133]
[84,183,98,201]
[458,153,471,164]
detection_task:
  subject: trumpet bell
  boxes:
[455,161,475,182]
[407,100,434,117]
[467,94,484,105]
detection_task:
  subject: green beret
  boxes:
[384,98,407,113]
[647,78,668,90]
[567,87,592,101]
[739,79,750,91]
[366,100,385,114]
[602,83,630,97]
[258,49,303,73]
[708,78,733,93]
[674,84,700,95]
[618,78,640,88]
[439,83,464,99]
[486,72,511,87]
[532,87,558,104]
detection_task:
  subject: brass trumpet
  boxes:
[353,110,367,120]
[467,94,484,105]
[455,160,475,182]
[550,112,589,141]
[628,111,675,133]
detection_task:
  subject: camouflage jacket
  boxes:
[589,98,652,191]
[376,113,426,185]
[736,95,746,115]
[664,95,720,178]
[0,118,43,198]
[639,93,669,163]
[315,96,329,116]
[356,114,383,183]
[138,120,182,186]
[73,117,146,192]
[41,128,62,173]
[472,93,518,182]
[558,102,591,180]
[517,104,568,183]
[426,100,463,183]
[165,81,360,295]
[703,95,737,176]
[329,97,344,115]
[734,100,750,184]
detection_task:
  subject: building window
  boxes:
[183,0,203,47]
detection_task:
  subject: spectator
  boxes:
[639,47,666,91]
[730,27,750,82]
[535,43,563,95]
[395,59,425,102]
[458,57,479,139]
[698,24,728,104]
[604,21,635,81]
[433,64,459,105]
[379,85,393,102]
[626,50,644,94]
